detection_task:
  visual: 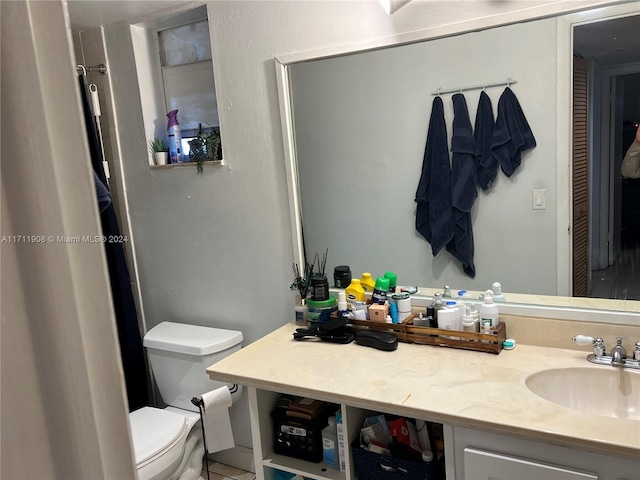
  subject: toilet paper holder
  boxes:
[191,384,238,480]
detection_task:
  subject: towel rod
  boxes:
[431,78,515,96]
[76,63,108,76]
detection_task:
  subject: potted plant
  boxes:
[189,124,223,174]
[148,138,169,166]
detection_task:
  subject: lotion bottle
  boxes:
[345,279,365,310]
[360,273,376,293]
[479,290,499,333]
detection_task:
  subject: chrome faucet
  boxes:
[572,335,640,370]
[610,337,627,366]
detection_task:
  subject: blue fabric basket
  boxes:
[351,443,443,480]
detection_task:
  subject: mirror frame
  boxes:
[275,1,640,324]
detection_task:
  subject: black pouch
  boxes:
[354,330,398,351]
[293,317,354,344]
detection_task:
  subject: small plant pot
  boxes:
[153,152,168,166]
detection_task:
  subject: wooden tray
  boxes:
[347,313,506,354]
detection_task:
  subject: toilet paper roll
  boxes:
[202,386,235,454]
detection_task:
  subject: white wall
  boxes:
[72,0,621,464]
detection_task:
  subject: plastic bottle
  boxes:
[371,277,390,305]
[384,271,397,293]
[429,292,444,328]
[360,273,376,293]
[167,109,182,163]
[345,279,365,310]
[337,291,348,318]
[322,416,340,470]
[462,304,478,334]
[479,290,500,333]
[443,285,452,298]
[294,299,308,326]
[492,282,506,302]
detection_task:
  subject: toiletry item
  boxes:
[445,301,461,330]
[389,302,399,324]
[307,297,337,324]
[457,290,472,299]
[479,290,499,333]
[492,282,506,302]
[470,303,480,332]
[462,304,477,333]
[167,109,182,163]
[333,265,352,288]
[360,273,376,293]
[322,416,340,469]
[345,279,365,309]
[502,338,516,350]
[311,276,329,301]
[337,291,348,318]
[392,293,411,320]
[368,302,389,322]
[413,312,429,326]
[371,277,390,305]
[415,419,432,457]
[295,299,309,326]
[432,292,444,315]
[443,285,452,298]
[384,271,397,293]
[386,315,393,324]
[437,308,458,338]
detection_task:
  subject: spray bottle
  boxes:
[167,109,182,163]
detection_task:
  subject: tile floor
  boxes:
[201,461,255,480]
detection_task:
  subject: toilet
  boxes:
[130,321,243,480]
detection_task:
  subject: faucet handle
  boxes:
[573,335,595,346]
[633,342,640,361]
[573,335,605,356]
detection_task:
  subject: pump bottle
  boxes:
[479,290,500,333]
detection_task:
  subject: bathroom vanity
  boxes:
[207,321,640,480]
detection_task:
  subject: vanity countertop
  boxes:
[206,322,640,459]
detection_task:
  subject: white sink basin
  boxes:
[525,367,640,420]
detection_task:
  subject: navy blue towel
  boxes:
[447,93,476,277]
[474,91,496,190]
[93,170,111,213]
[415,96,455,256]
[490,87,536,177]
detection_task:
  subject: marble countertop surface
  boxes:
[207,322,640,458]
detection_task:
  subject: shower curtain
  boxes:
[78,74,148,411]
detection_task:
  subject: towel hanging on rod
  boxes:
[432,77,515,96]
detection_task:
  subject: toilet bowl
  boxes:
[129,322,243,480]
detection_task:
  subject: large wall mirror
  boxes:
[277,3,640,315]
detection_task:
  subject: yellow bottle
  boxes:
[360,273,376,293]
[345,279,365,309]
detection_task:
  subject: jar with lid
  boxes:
[333,265,352,288]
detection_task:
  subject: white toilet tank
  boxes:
[143,322,243,412]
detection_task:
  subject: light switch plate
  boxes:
[533,189,546,210]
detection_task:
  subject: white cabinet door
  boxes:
[464,448,599,480]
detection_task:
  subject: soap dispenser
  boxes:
[479,290,499,333]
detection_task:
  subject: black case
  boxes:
[271,402,333,462]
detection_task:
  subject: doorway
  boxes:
[573,15,640,300]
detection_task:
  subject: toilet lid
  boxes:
[129,407,188,466]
